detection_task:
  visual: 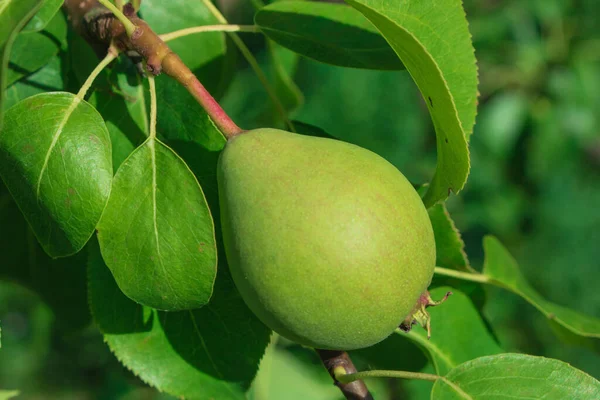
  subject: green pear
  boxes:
[217,128,435,350]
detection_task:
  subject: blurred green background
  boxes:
[1,0,599,398]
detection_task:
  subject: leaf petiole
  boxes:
[97,0,137,37]
[160,25,259,42]
[433,267,490,283]
[147,74,157,140]
[76,47,119,100]
[335,369,472,399]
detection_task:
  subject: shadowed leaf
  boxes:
[88,238,271,399]
[255,1,404,71]
[0,0,44,124]
[7,11,66,85]
[483,236,600,341]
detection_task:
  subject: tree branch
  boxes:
[317,349,374,400]
[63,0,243,138]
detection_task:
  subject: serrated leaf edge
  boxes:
[345,0,472,207]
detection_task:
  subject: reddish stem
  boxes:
[186,77,243,138]
[64,1,243,139]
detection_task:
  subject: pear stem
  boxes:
[317,349,374,400]
[160,25,258,42]
[336,369,439,383]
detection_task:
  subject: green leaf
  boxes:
[294,63,428,172]
[293,120,335,139]
[255,1,404,71]
[22,0,62,33]
[0,0,44,124]
[482,236,600,340]
[88,238,271,399]
[429,204,473,273]
[218,44,300,131]
[428,203,485,309]
[0,391,19,400]
[7,11,66,85]
[401,287,502,376]
[140,0,228,93]
[97,137,217,311]
[431,353,600,399]
[0,92,112,257]
[345,0,477,207]
[258,41,304,128]
[249,341,341,400]
[476,92,528,158]
[67,27,106,89]
[249,341,394,400]
[0,181,91,332]
[350,330,427,375]
[3,55,64,110]
[153,74,225,151]
[89,59,148,170]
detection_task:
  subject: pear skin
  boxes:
[218,128,435,350]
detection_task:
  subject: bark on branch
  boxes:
[317,349,374,400]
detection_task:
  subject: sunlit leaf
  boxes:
[345,0,477,206]
[97,137,217,311]
[431,353,600,399]
[0,390,19,400]
[22,0,62,33]
[0,92,112,257]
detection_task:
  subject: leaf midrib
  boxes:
[188,311,239,398]
[0,0,13,17]
[36,96,81,199]
[149,138,161,260]
[260,25,393,53]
